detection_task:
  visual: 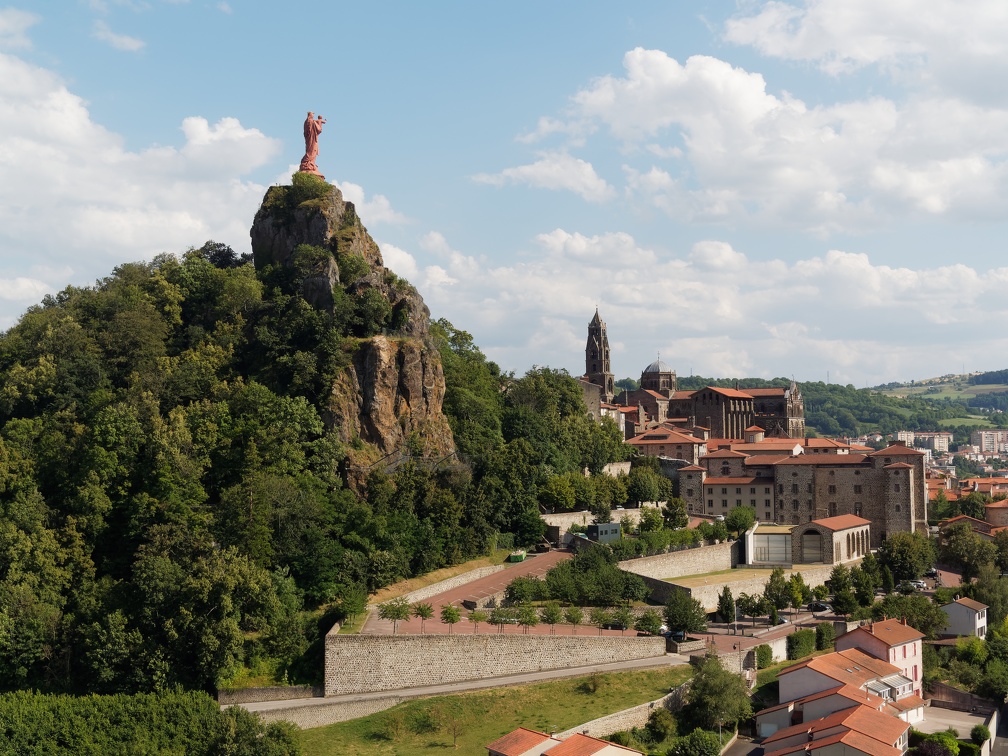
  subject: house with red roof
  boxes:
[835,619,924,697]
[486,729,642,756]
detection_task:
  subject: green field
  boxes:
[298,665,692,755]
[878,382,1008,401]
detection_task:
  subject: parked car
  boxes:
[775,617,790,625]
[808,601,832,613]
[924,567,938,578]
[670,630,687,642]
[910,579,928,590]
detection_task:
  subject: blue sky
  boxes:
[3,1,1008,387]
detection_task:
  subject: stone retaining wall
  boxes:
[676,562,856,612]
[324,631,667,696]
[217,685,319,705]
[373,564,507,608]
[556,691,676,739]
[619,541,737,580]
[258,695,406,729]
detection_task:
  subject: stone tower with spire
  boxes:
[586,308,615,403]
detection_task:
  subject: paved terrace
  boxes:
[360,549,634,636]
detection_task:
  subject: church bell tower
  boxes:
[586,309,615,403]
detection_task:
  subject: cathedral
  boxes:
[583,310,805,440]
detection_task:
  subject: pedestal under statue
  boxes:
[299,111,326,179]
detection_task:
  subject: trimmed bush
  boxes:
[960,743,981,756]
[756,644,773,669]
[815,621,835,650]
[787,628,816,660]
[970,725,991,746]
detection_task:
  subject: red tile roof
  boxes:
[745,388,788,397]
[762,704,908,748]
[946,597,988,612]
[704,477,761,486]
[781,648,900,687]
[868,444,924,457]
[842,618,924,646]
[545,733,643,755]
[704,386,754,399]
[487,727,554,755]
[704,449,749,458]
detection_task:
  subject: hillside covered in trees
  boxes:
[0,177,627,698]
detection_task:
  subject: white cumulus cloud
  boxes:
[473,152,615,203]
[92,20,145,52]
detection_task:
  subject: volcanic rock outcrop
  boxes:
[250,180,455,468]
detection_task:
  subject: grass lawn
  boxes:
[369,549,513,605]
[297,665,692,755]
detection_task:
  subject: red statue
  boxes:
[299,111,326,178]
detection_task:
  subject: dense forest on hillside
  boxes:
[0,240,627,697]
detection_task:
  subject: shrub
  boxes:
[815,621,835,650]
[787,628,816,660]
[970,725,991,745]
[756,644,773,669]
[960,743,981,756]
[671,729,722,756]
[646,707,677,743]
[289,170,330,205]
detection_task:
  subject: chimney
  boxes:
[870,622,875,634]
[902,617,907,626]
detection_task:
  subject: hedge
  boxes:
[815,621,835,650]
[787,628,816,660]
[756,644,773,669]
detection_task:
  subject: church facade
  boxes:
[583,311,805,440]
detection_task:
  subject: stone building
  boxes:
[684,440,927,547]
[584,309,615,403]
[587,310,804,439]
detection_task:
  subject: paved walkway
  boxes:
[235,651,690,714]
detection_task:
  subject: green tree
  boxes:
[539,602,563,635]
[440,604,461,634]
[763,567,791,612]
[589,606,611,636]
[516,604,539,634]
[942,522,996,581]
[626,466,661,507]
[878,531,934,581]
[664,591,707,634]
[412,602,433,634]
[634,608,663,636]
[564,605,584,635]
[717,585,735,624]
[674,729,722,756]
[611,606,633,635]
[467,609,488,635]
[663,498,689,529]
[725,505,755,537]
[379,598,411,635]
[737,592,768,626]
[638,506,664,533]
[682,653,752,731]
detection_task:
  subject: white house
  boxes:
[835,619,924,696]
[941,597,988,639]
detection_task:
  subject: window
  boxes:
[854,485,862,494]
[765,499,771,507]
[722,500,728,508]
[791,484,799,494]
[750,487,756,494]
[807,483,813,493]
[722,488,727,494]
[894,484,901,492]
[895,504,901,512]
[686,489,694,497]
[736,488,742,495]
[828,485,836,494]
[765,487,771,494]
[792,500,799,510]
[751,499,756,506]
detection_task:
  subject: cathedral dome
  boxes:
[643,359,672,374]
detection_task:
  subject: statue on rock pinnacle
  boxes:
[299,111,326,179]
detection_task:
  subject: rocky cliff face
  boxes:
[250,179,455,467]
